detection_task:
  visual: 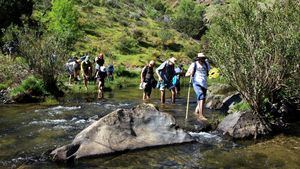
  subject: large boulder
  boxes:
[206,83,240,110]
[51,104,193,161]
[217,111,271,139]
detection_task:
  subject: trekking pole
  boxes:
[185,77,192,120]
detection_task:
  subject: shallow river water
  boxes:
[0,86,299,169]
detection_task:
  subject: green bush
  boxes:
[172,0,206,38]
[0,84,8,90]
[48,0,79,44]
[16,27,67,96]
[10,76,46,97]
[100,0,120,8]
[184,43,201,59]
[115,36,139,54]
[206,0,300,114]
[229,101,251,113]
[115,66,138,78]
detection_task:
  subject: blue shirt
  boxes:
[156,61,175,82]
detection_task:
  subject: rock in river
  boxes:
[217,111,271,139]
[51,104,193,161]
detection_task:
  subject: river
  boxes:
[0,87,299,169]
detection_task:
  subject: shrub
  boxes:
[10,76,46,97]
[158,29,173,46]
[100,0,120,8]
[184,43,201,59]
[47,0,79,45]
[115,66,138,78]
[229,101,251,113]
[132,29,144,40]
[16,27,67,96]
[206,0,300,115]
[172,0,206,38]
[115,36,139,54]
[0,83,8,90]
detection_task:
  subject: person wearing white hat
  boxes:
[156,57,177,104]
[185,53,210,121]
[95,66,107,99]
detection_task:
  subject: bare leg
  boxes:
[198,99,207,120]
[171,88,176,103]
[195,104,199,115]
[143,92,146,100]
[174,87,178,96]
[68,75,72,85]
[160,90,165,104]
[84,75,88,90]
[97,81,103,99]
[146,92,150,100]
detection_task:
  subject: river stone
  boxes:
[217,111,271,139]
[206,83,239,110]
[51,103,193,161]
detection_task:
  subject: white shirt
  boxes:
[187,61,210,89]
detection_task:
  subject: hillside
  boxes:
[70,0,200,67]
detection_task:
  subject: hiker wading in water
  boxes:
[140,60,156,100]
[186,53,210,121]
[95,66,107,99]
[156,57,176,104]
[94,53,105,84]
[81,55,92,90]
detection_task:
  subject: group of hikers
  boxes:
[65,53,115,99]
[140,52,210,121]
[66,52,210,121]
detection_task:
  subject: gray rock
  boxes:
[189,132,222,145]
[206,83,238,110]
[206,94,223,109]
[217,111,271,139]
[220,93,242,112]
[51,104,193,161]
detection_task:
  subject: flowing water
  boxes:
[0,87,299,169]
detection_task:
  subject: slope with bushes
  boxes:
[67,0,204,67]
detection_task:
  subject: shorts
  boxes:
[157,80,175,91]
[193,84,207,100]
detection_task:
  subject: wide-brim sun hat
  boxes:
[197,53,206,58]
[169,57,177,64]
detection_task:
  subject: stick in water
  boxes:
[185,78,192,120]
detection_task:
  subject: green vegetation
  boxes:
[0,83,8,90]
[0,0,299,113]
[47,0,79,44]
[0,0,33,29]
[172,0,206,38]
[16,29,67,96]
[206,0,300,115]
[10,76,46,97]
[229,101,251,113]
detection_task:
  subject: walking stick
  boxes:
[185,78,192,120]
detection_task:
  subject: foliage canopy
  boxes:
[207,0,300,114]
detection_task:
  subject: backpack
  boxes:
[142,66,157,88]
[192,61,209,78]
[142,66,150,78]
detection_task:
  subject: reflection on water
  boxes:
[0,87,299,169]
